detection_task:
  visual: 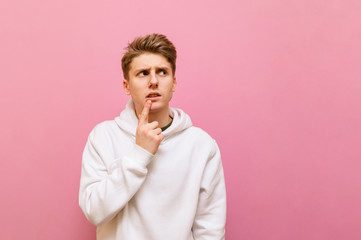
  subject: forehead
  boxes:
[130,53,171,71]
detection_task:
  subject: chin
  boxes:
[150,102,166,111]
[149,103,161,110]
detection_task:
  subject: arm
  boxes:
[79,100,163,226]
[78,132,153,226]
[192,140,227,239]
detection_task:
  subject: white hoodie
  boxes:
[79,100,226,240]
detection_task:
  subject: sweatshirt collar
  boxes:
[114,99,192,141]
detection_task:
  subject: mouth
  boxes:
[146,93,161,98]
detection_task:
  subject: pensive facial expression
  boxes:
[123,52,177,116]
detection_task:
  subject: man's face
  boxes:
[123,53,177,115]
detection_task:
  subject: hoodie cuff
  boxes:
[129,144,154,168]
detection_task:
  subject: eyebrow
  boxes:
[133,66,171,73]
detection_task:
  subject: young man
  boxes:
[79,33,226,240]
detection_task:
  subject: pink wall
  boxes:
[1,0,361,239]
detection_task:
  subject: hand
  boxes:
[135,100,164,155]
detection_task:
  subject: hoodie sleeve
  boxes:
[192,140,227,240]
[78,130,153,226]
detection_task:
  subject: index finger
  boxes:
[139,100,151,124]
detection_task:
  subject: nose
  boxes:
[149,71,158,87]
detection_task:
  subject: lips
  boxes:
[146,92,161,98]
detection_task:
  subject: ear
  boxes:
[172,77,177,92]
[123,79,131,95]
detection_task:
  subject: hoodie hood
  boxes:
[114,99,192,141]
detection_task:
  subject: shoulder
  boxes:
[88,120,119,142]
[185,126,213,141]
[183,126,219,156]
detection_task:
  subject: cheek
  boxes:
[129,83,146,95]
[169,83,176,92]
[166,87,175,99]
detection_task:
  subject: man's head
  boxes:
[122,34,177,115]
[121,33,177,80]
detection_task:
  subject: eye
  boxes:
[159,69,167,76]
[138,71,149,77]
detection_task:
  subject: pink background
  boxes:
[1,0,361,239]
